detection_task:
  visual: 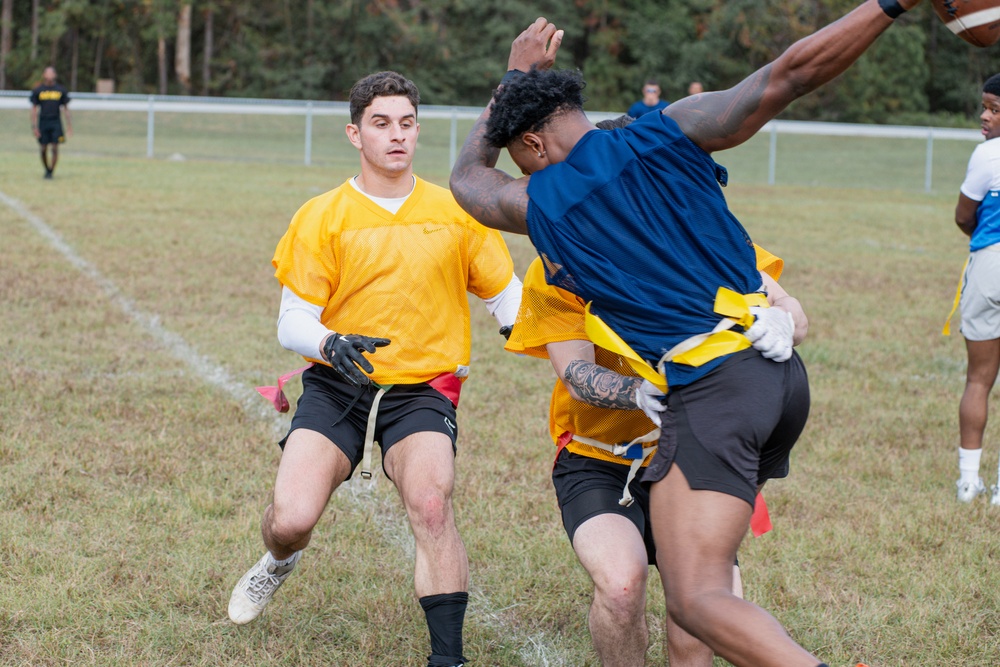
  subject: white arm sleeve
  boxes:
[276,286,331,360]
[481,274,523,328]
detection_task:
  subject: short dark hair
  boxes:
[595,114,634,130]
[644,79,659,88]
[984,73,1000,98]
[485,68,586,148]
[349,71,420,125]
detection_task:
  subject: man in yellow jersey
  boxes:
[506,229,803,667]
[227,71,521,667]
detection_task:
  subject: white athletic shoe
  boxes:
[228,551,301,624]
[991,485,1000,506]
[956,478,987,503]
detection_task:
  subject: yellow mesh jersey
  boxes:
[506,244,784,466]
[272,177,514,385]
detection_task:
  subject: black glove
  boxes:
[499,325,513,340]
[322,333,391,387]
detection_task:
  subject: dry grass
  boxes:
[0,134,996,666]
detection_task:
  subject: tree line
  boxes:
[2,0,999,124]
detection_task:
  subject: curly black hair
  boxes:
[984,73,1000,98]
[485,68,586,148]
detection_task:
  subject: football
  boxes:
[932,0,1000,48]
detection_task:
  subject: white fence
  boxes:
[1,90,982,191]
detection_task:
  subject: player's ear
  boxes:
[345,123,362,149]
[521,132,545,158]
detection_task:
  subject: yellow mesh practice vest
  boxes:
[505,244,784,466]
[272,177,514,385]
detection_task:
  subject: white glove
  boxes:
[634,379,666,427]
[745,306,794,362]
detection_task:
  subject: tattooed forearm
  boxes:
[563,359,641,410]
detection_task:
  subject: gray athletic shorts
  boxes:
[960,245,1000,342]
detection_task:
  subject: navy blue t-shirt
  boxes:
[525,111,760,388]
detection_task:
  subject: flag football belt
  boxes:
[257,367,465,480]
[359,385,392,480]
[942,256,970,336]
[567,430,661,507]
[584,287,770,392]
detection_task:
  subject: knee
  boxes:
[405,487,452,536]
[592,564,647,618]
[266,503,318,547]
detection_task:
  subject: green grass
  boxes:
[0,133,996,666]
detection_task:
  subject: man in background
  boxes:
[627,79,668,118]
[30,66,72,180]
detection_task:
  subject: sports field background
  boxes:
[1,111,999,666]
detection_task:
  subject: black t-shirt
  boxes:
[30,84,70,119]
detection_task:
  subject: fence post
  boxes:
[305,101,314,167]
[925,129,934,193]
[768,123,778,186]
[146,95,155,159]
[449,107,458,170]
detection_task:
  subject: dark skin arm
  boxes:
[449,18,562,235]
[956,193,979,237]
[666,0,921,153]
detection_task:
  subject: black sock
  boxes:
[420,592,468,666]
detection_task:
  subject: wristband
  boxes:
[877,0,906,19]
[500,70,526,87]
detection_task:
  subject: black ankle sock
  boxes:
[420,592,468,666]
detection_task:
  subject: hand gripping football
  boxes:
[932,0,1000,47]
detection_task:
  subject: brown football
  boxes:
[932,0,1000,48]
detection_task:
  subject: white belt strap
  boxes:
[570,429,660,507]
[657,317,737,369]
[360,386,389,480]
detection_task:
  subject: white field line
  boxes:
[338,474,573,666]
[0,188,283,432]
[1,189,571,665]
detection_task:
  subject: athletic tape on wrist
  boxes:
[877,0,906,19]
[500,70,526,87]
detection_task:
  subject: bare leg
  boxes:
[49,145,59,173]
[384,431,468,596]
[960,338,1000,451]
[650,465,818,667]
[572,513,664,667]
[263,428,353,560]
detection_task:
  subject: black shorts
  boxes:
[642,348,810,507]
[552,449,656,565]
[38,118,64,145]
[280,364,459,480]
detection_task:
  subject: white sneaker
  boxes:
[956,478,987,503]
[991,485,1000,506]
[228,551,301,624]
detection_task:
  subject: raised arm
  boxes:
[667,0,921,153]
[449,18,563,235]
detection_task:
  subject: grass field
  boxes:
[1,125,998,667]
